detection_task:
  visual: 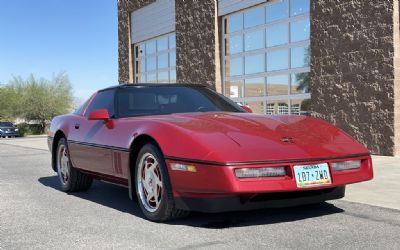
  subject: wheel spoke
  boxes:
[141,177,151,193]
[146,192,153,203]
[148,161,157,172]
[155,177,162,188]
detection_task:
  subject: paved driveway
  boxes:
[0,138,399,249]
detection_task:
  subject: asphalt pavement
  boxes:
[0,137,399,250]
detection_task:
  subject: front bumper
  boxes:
[166,154,373,212]
[175,186,345,212]
[0,131,19,137]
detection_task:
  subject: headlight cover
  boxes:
[331,160,361,171]
[235,167,286,178]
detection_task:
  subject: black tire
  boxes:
[135,143,189,222]
[56,138,92,192]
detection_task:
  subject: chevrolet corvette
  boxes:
[48,84,373,221]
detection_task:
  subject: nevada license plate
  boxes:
[294,163,332,188]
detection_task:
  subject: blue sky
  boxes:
[0,0,118,100]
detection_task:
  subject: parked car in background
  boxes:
[0,122,19,138]
[48,84,374,222]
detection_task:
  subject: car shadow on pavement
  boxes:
[38,175,344,228]
[38,175,143,216]
[174,202,344,228]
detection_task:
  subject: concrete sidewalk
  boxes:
[0,136,49,151]
[344,156,400,210]
[0,137,399,210]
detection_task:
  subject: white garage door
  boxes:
[131,0,175,44]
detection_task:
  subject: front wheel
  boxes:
[56,138,93,192]
[135,143,188,221]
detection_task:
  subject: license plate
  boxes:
[294,163,332,188]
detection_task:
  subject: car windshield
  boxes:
[116,86,244,117]
[0,122,14,127]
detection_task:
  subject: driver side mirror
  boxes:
[88,109,110,121]
[238,103,253,113]
[241,106,253,113]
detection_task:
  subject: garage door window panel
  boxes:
[134,33,176,83]
[291,72,310,94]
[228,13,243,33]
[290,0,310,17]
[244,8,264,28]
[157,37,168,52]
[291,18,310,42]
[245,77,265,97]
[266,23,288,47]
[245,30,264,51]
[157,54,168,69]
[225,80,244,98]
[267,49,289,71]
[230,35,243,54]
[245,54,265,74]
[146,41,156,55]
[222,1,310,115]
[291,46,310,68]
[228,57,243,76]
[266,0,289,23]
[267,75,289,96]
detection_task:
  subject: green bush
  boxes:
[16,123,44,137]
[16,123,32,137]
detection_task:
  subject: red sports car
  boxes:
[48,84,373,221]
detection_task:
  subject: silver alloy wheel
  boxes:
[57,144,70,185]
[137,152,163,213]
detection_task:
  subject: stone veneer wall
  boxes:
[175,0,220,90]
[394,0,400,156]
[311,0,397,155]
[118,0,155,83]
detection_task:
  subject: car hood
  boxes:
[149,112,369,163]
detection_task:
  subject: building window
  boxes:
[134,33,176,83]
[222,0,311,115]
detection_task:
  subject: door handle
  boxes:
[74,124,80,129]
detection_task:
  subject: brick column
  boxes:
[118,0,155,84]
[394,0,400,155]
[311,0,397,155]
[175,0,221,90]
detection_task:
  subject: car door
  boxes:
[68,90,116,176]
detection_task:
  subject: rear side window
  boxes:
[84,90,115,118]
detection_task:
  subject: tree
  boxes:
[5,72,74,133]
[0,85,19,121]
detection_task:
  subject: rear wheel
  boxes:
[56,138,92,192]
[135,143,188,221]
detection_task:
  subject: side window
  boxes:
[84,90,115,118]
